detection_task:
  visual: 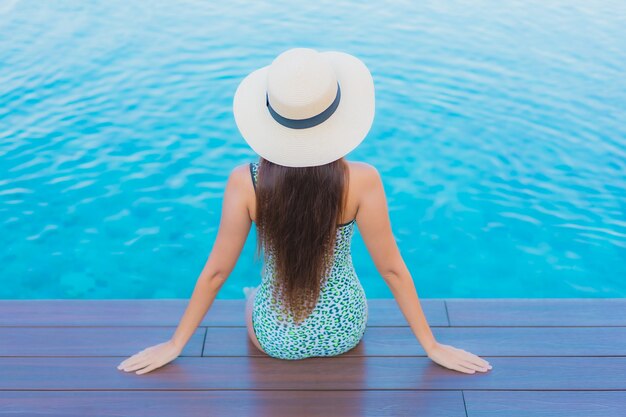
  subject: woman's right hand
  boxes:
[117,340,182,375]
[426,341,492,374]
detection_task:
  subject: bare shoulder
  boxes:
[346,160,380,175]
[345,160,382,192]
[226,162,254,191]
[232,162,252,177]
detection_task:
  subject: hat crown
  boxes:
[266,48,338,120]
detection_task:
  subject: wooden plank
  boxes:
[0,298,449,327]
[465,391,626,417]
[0,391,466,417]
[0,327,205,357]
[368,298,449,326]
[3,325,622,358]
[446,298,626,326]
[203,326,626,357]
[1,357,625,390]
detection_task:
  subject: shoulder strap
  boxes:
[249,162,258,192]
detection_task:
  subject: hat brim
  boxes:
[233,51,375,167]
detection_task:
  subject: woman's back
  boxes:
[249,160,368,360]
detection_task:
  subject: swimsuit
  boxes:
[249,161,368,360]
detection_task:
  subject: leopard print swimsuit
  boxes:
[249,162,368,360]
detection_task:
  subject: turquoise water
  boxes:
[1,0,625,299]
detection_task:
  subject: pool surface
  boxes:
[1,0,625,299]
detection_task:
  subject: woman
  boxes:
[117,48,492,374]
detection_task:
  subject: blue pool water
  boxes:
[1,0,625,299]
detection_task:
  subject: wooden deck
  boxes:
[1,298,625,416]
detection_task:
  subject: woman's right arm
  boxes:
[355,163,491,374]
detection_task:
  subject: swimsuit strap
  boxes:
[249,162,258,193]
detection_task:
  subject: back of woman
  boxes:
[248,158,368,359]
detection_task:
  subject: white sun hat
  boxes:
[233,47,375,168]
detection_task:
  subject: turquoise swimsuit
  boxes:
[249,162,369,360]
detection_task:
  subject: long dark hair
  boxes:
[254,156,350,325]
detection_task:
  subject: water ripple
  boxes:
[1,0,625,299]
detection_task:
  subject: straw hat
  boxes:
[233,48,375,168]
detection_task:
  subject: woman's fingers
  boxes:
[119,357,166,375]
[118,356,138,370]
[450,362,476,374]
[135,362,161,375]
[122,357,154,372]
[433,354,474,374]
[451,349,486,367]
[432,356,478,374]
[460,351,491,369]
[121,356,151,372]
[134,355,170,375]
[118,349,149,369]
[459,358,489,372]
[427,344,493,374]
[449,346,492,369]
[117,341,182,375]
[120,354,155,372]
[443,348,489,373]
[118,353,147,370]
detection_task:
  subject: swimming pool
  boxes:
[1,0,625,299]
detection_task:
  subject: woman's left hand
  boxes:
[426,341,492,374]
[117,340,182,375]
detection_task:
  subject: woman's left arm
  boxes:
[118,164,253,374]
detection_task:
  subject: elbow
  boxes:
[381,268,402,283]
[204,270,228,292]
[380,263,409,284]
